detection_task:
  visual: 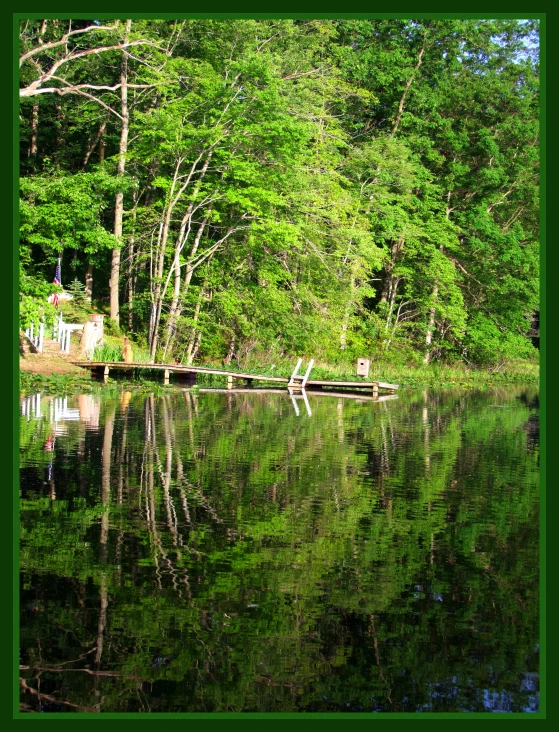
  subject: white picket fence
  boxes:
[24,315,84,354]
[24,321,45,353]
[53,314,84,354]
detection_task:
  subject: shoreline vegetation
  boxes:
[19,342,539,397]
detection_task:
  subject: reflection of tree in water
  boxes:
[19,387,539,712]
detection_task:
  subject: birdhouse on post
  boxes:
[357,358,370,378]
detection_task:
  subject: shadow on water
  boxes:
[19,385,539,713]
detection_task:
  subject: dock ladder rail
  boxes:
[288,358,314,389]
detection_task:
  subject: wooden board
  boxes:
[71,362,399,390]
[72,361,289,383]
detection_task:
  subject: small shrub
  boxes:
[103,318,121,337]
[67,278,88,305]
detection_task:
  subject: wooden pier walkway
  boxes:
[71,361,399,394]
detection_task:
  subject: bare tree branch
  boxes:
[19,22,121,65]
[20,39,164,98]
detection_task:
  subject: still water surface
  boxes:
[19,386,539,713]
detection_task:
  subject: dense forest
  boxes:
[19,18,540,369]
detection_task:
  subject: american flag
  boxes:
[52,259,61,308]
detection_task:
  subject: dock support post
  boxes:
[103,365,110,383]
[372,384,378,397]
[164,369,170,385]
[227,375,233,390]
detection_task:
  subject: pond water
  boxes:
[19,385,540,713]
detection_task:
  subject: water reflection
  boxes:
[19,386,539,713]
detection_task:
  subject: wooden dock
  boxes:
[71,361,399,394]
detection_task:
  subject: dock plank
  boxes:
[71,362,399,390]
[72,361,288,383]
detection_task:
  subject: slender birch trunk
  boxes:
[423,282,438,364]
[82,118,107,170]
[162,209,212,360]
[148,149,214,360]
[29,101,39,156]
[110,19,131,327]
[184,291,206,365]
[340,275,356,350]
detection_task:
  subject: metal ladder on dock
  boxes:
[288,358,314,389]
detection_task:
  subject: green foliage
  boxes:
[66,278,88,304]
[19,18,539,372]
[102,318,122,337]
[93,342,123,362]
[19,371,93,396]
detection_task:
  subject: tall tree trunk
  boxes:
[29,101,39,156]
[110,19,131,327]
[148,148,213,361]
[423,282,438,364]
[162,209,211,360]
[390,31,427,138]
[379,239,404,307]
[85,262,93,303]
[184,291,205,365]
[128,236,135,332]
[424,206,450,364]
[54,102,63,150]
[189,330,203,364]
[126,202,138,332]
[340,275,356,350]
[99,131,106,163]
[82,118,107,170]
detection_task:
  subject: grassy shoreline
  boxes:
[19,352,539,397]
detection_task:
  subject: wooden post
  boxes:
[103,365,110,383]
[227,375,233,389]
[164,369,170,385]
[38,322,44,353]
[372,383,379,397]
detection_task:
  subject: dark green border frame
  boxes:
[12,7,547,722]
